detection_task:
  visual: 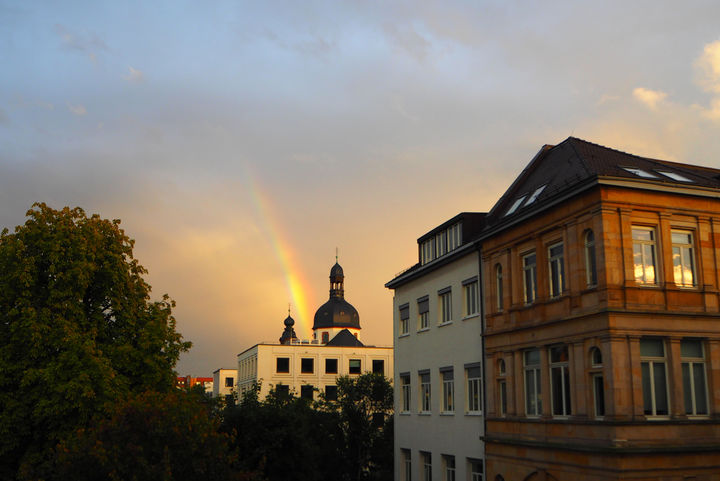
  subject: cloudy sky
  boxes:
[2,1,720,374]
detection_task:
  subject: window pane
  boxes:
[681,340,703,358]
[682,363,693,414]
[640,339,664,357]
[653,363,668,415]
[693,363,708,414]
[641,363,653,415]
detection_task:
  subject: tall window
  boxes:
[399,303,410,335]
[463,278,479,317]
[523,252,537,304]
[469,459,483,481]
[443,455,456,481]
[495,264,503,312]
[402,449,412,481]
[436,231,448,257]
[322,332,329,343]
[585,230,598,287]
[672,230,696,287]
[640,339,669,416]
[498,358,507,417]
[633,227,657,284]
[681,340,708,416]
[401,374,411,413]
[550,345,571,416]
[548,242,565,298]
[419,371,431,413]
[439,288,452,324]
[466,364,482,414]
[590,347,604,418]
[418,296,429,330]
[524,349,542,416]
[421,238,435,265]
[372,359,385,374]
[441,369,454,413]
[422,452,432,481]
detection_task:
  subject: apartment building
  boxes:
[386,213,486,481]
[480,138,720,480]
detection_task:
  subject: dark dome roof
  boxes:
[330,262,344,280]
[313,297,360,329]
[283,315,295,327]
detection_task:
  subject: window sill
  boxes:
[399,412,411,416]
[462,313,480,321]
[440,412,455,416]
[418,412,431,416]
[417,328,430,333]
[438,321,453,327]
[398,333,410,339]
[465,411,482,416]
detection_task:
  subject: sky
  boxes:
[2,1,720,375]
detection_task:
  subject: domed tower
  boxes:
[278,308,298,345]
[313,259,361,344]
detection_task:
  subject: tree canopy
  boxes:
[0,203,191,479]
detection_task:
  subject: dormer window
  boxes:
[525,185,546,206]
[420,222,463,265]
[505,195,527,216]
[657,171,693,182]
[622,167,658,179]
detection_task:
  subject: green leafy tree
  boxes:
[55,389,251,481]
[332,373,394,481]
[0,203,191,479]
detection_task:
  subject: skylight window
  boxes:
[622,167,658,179]
[525,185,546,206]
[657,171,693,182]
[505,195,527,216]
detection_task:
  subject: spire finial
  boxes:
[336,247,338,263]
[288,303,291,316]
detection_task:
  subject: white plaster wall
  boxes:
[237,343,393,401]
[392,250,484,481]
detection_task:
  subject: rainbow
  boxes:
[243,165,315,337]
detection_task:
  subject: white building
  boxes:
[212,368,237,400]
[237,260,393,401]
[386,213,486,481]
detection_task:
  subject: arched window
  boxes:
[585,230,598,287]
[498,358,506,376]
[322,332,329,343]
[495,264,503,312]
[590,346,602,366]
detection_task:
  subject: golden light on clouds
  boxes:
[695,40,720,93]
[632,87,667,111]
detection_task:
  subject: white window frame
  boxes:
[640,339,670,417]
[672,230,696,288]
[441,369,454,413]
[681,340,709,416]
[443,455,456,481]
[632,227,658,285]
[523,252,537,304]
[466,364,482,414]
[402,449,412,481]
[469,458,483,481]
[524,349,542,417]
[549,345,571,417]
[419,372,431,413]
[422,452,432,481]
[463,279,479,317]
[399,304,409,336]
[439,290,452,324]
[401,374,411,413]
[548,242,565,298]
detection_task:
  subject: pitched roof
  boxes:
[484,137,720,231]
[325,328,364,347]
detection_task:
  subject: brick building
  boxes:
[480,138,720,480]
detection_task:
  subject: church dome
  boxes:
[313,297,360,329]
[312,260,361,331]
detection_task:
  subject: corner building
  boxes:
[387,213,487,481]
[481,138,720,480]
